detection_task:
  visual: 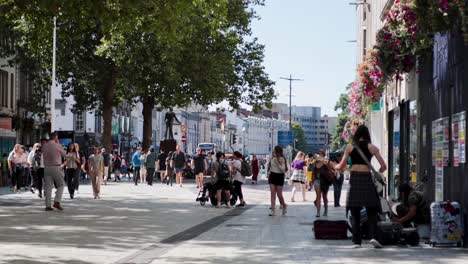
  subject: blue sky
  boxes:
[251,0,357,116]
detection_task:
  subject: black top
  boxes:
[193,154,205,171]
[102,152,111,166]
[158,153,167,170]
[172,151,186,168]
[350,141,373,165]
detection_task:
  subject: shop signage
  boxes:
[0,117,12,130]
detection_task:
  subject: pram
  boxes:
[196,182,238,206]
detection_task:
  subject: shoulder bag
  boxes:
[352,142,385,196]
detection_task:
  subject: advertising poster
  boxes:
[452,111,466,164]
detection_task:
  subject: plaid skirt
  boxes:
[346,171,380,208]
[290,169,306,183]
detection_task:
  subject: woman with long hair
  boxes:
[140,149,147,184]
[290,151,307,202]
[268,146,288,216]
[313,150,334,217]
[336,125,387,248]
[64,143,80,199]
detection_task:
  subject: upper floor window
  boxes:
[75,112,85,132]
[0,70,8,107]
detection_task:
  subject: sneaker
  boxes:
[45,207,53,211]
[353,244,362,248]
[53,202,63,211]
[269,209,275,216]
[369,239,383,249]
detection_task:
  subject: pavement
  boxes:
[1,174,468,264]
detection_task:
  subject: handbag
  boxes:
[352,142,385,196]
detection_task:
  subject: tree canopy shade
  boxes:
[0,0,275,150]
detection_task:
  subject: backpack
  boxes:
[216,160,230,180]
[240,160,252,176]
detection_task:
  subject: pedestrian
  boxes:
[210,151,231,208]
[171,145,186,187]
[140,149,147,184]
[157,150,167,184]
[101,148,111,185]
[121,157,129,179]
[231,151,246,207]
[7,144,29,192]
[192,148,207,188]
[165,151,174,186]
[333,153,345,207]
[113,153,122,182]
[312,150,335,217]
[24,145,34,193]
[205,151,213,177]
[36,138,48,198]
[27,143,41,194]
[290,151,307,202]
[132,147,142,185]
[42,133,66,211]
[267,146,288,216]
[88,147,104,199]
[305,153,314,191]
[74,143,86,190]
[145,148,157,186]
[251,154,259,184]
[335,125,387,249]
[63,143,80,199]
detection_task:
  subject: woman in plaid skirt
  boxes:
[335,125,387,249]
[290,151,307,202]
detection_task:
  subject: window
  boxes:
[75,112,85,132]
[363,29,367,59]
[10,73,13,108]
[0,70,7,107]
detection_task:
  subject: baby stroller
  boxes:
[196,182,212,206]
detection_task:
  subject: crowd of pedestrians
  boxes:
[1,125,389,249]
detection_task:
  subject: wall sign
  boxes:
[452,111,466,166]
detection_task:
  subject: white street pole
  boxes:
[50,16,57,132]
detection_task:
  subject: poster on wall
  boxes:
[432,122,437,166]
[452,111,466,165]
[442,117,450,166]
[435,166,444,201]
[432,117,449,201]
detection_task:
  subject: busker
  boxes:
[42,132,66,211]
[392,183,430,227]
[335,125,387,249]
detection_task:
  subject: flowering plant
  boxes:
[357,50,385,102]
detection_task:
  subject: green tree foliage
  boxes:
[0,1,275,150]
[331,83,352,151]
[291,121,307,152]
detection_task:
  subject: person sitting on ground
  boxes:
[392,183,430,227]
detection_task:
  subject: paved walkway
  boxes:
[1,176,467,264]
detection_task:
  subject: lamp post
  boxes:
[50,16,57,132]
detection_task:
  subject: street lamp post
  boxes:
[50,16,57,132]
[280,74,303,131]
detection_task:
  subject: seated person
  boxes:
[392,183,430,227]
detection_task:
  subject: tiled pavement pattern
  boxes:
[1,175,468,264]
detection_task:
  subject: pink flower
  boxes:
[440,0,449,10]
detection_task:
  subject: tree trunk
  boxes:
[101,65,116,151]
[142,96,155,151]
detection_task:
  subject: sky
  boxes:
[250,0,357,116]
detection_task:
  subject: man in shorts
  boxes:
[171,145,186,187]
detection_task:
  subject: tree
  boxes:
[117,1,275,150]
[291,121,307,152]
[1,1,275,151]
[331,83,352,151]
